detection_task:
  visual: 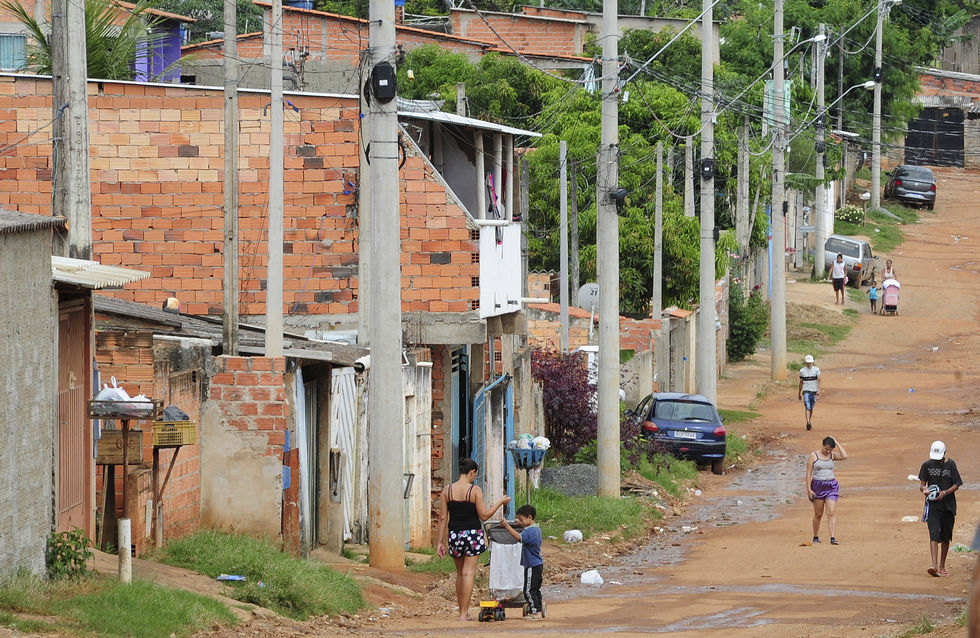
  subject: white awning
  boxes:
[52,256,150,289]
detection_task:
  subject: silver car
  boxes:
[824,235,875,287]
[884,165,936,210]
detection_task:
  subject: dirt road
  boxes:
[201,168,980,638]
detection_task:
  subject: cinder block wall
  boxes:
[0,229,56,576]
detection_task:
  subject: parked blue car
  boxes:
[627,393,727,474]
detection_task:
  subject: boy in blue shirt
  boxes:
[501,505,544,620]
[867,280,878,315]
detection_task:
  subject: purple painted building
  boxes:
[116,1,195,83]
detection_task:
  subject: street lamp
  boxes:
[871,0,902,211]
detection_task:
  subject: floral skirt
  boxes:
[448,528,487,558]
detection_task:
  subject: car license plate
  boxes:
[674,431,697,440]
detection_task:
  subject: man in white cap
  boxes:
[918,441,963,577]
[797,355,820,431]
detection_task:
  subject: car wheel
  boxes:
[927,203,934,211]
[711,458,724,475]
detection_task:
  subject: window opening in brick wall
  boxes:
[0,35,25,70]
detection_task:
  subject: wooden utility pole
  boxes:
[51,0,68,256]
[66,0,90,259]
[266,0,284,356]
[223,0,240,355]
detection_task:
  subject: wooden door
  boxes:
[57,301,92,534]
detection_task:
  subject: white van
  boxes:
[823,235,875,287]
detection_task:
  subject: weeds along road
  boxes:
[213,167,980,638]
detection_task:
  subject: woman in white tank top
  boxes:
[805,436,848,545]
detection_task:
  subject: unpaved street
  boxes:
[199,168,980,638]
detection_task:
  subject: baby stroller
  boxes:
[881,278,900,315]
[478,521,541,621]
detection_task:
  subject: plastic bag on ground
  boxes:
[563,529,583,543]
[581,569,603,585]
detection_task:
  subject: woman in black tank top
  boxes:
[436,458,512,621]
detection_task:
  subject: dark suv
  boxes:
[884,165,936,210]
[628,393,727,474]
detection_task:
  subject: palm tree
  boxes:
[0,0,167,80]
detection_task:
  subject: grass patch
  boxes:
[0,574,235,638]
[748,382,775,411]
[0,609,56,633]
[718,408,760,424]
[896,615,934,637]
[55,579,237,638]
[835,205,918,255]
[724,430,753,469]
[158,529,363,620]
[787,321,853,356]
[633,454,699,498]
[531,487,654,541]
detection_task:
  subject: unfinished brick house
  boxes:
[180,3,590,93]
[0,71,535,550]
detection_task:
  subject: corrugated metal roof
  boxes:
[94,294,370,366]
[0,210,66,235]
[52,256,150,289]
[397,98,542,139]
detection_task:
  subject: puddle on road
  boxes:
[546,454,801,603]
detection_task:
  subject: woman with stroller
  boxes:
[436,458,511,621]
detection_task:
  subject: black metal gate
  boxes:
[905,107,964,167]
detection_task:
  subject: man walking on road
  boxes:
[798,355,820,431]
[918,441,963,577]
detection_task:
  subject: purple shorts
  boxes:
[811,478,840,501]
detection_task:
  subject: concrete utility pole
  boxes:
[66,0,90,259]
[652,142,663,318]
[696,0,717,402]
[223,0,240,355]
[366,0,405,570]
[570,159,580,308]
[266,0,284,356]
[596,0,620,498]
[814,23,827,278]
[559,140,569,352]
[684,142,694,217]
[770,0,787,380]
[51,0,67,256]
[735,119,749,256]
[871,1,900,210]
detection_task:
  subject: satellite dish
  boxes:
[577,283,600,312]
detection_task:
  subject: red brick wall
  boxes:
[450,9,584,57]
[527,302,661,353]
[208,356,288,449]
[918,72,980,99]
[0,75,479,317]
[183,9,493,65]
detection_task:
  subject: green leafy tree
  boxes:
[2,0,167,80]
[149,0,263,42]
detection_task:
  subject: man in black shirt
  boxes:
[918,440,963,577]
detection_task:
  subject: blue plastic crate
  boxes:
[510,447,546,470]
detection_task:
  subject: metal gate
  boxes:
[329,367,357,540]
[58,302,90,533]
[906,107,964,167]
